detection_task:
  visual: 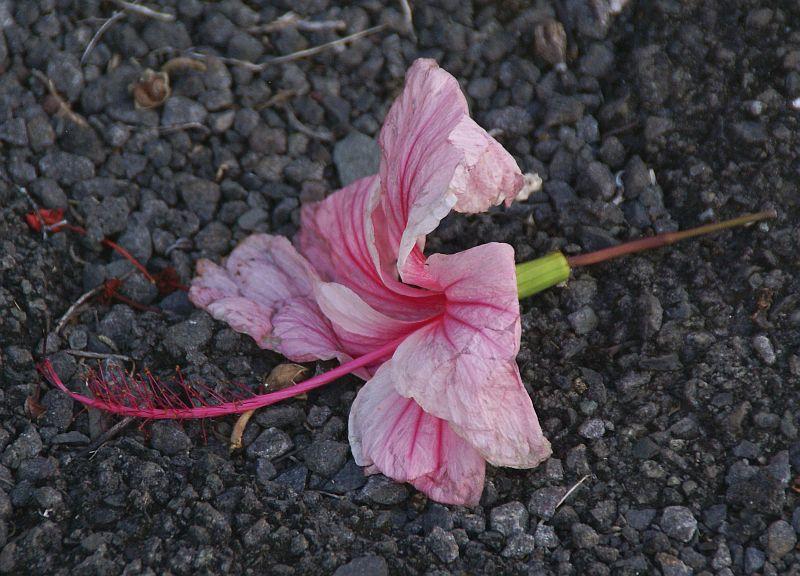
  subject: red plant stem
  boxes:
[567,210,776,268]
[110,292,161,313]
[62,224,157,284]
[41,338,402,419]
[101,238,157,284]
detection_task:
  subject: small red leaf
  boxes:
[24,208,65,233]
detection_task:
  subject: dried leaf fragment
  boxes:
[131,69,170,109]
[264,363,309,392]
[31,70,89,127]
[515,172,543,202]
[229,364,309,452]
[25,395,46,419]
[534,19,567,69]
[161,57,207,75]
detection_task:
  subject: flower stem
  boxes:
[567,211,775,268]
[515,211,775,300]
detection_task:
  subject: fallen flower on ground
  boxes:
[44,59,545,505]
[41,58,776,507]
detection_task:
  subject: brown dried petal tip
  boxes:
[534,19,567,69]
[131,69,170,109]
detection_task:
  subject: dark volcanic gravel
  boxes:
[1,1,799,574]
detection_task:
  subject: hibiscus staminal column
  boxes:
[39,337,403,419]
[515,210,776,298]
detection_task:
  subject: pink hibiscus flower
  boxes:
[40,57,774,505]
[189,59,550,505]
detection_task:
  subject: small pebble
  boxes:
[578,418,606,439]
[333,556,388,576]
[571,523,599,549]
[425,526,459,563]
[150,421,192,455]
[333,132,380,187]
[489,501,529,536]
[767,519,796,561]
[501,532,536,558]
[303,440,349,478]
[660,506,697,543]
[246,428,293,461]
[568,306,598,335]
[752,335,776,365]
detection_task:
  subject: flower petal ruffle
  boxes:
[390,243,552,468]
[349,361,485,506]
[378,58,524,279]
[189,235,341,362]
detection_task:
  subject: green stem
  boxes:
[516,252,570,299]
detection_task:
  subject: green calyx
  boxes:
[516,252,571,300]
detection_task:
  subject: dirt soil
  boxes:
[1,0,799,574]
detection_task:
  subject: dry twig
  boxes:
[316,490,345,500]
[66,350,133,363]
[285,106,334,142]
[399,0,415,37]
[188,23,386,71]
[161,56,207,75]
[81,10,125,64]
[186,52,263,72]
[164,237,192,256]
[255,89,301,110]
[96,334,120,352]
[55,285,105,335]
[268,23,387,64]
[249,11,347,34]
[110,0,175,22]
[83,416,135,455]
[555,475,591,510]
[31,70,89,128]
[158,122,210,135]
[54,272,132,335]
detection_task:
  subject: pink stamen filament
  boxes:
[40,337,403,420]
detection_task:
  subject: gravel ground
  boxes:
[1,0,799,574]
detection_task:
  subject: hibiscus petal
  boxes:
[189,259,239,306]
[225,234,318,306]
[205,296,274,346]
[189,234,341,362]
[378,58,524,277]
[410,423,486,507]
[390,243,552,468]
[349,362,485,506]
[314,282,421,356]
[299,174,443,320]
[269,297,343,363]
[298,175,380,285]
